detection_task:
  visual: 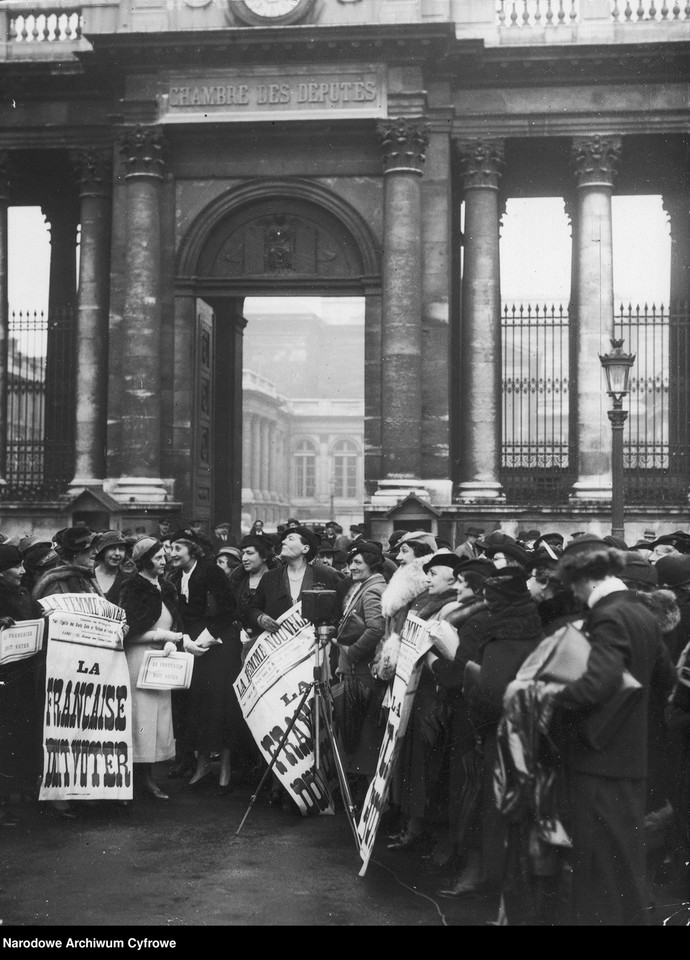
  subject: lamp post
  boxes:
[599,338,636,541]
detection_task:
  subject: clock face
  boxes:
[233,0,314,25]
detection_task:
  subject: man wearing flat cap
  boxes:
[247,525,342,635]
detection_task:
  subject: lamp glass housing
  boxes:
[599,338,636,400]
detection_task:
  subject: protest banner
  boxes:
[355,612,433,876]
[38,599,132,802]
[0,619,45,666]
[233,603,337,816]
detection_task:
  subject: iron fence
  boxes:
[500,302,574,502]
[2,308,74,501]
[500,299,690,504]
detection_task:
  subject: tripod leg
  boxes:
[316,684,361,849]
[235,681,314,836]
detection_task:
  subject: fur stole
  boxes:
[380,558,430,619]
[636,588,681,636]
[416,589,459,622]
[32,563,102,604]
[483,597,544,644]
[119,574,181,637]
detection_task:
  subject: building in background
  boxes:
[0,0,688,546]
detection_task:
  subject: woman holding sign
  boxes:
[168,536,239,794]
[119,537,191,801]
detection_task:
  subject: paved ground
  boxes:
[0,763,500,931]
[2,763,688,932]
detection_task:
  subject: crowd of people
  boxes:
[1,515,690,925]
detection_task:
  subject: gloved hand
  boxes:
[153,629,183,645]
[163,640,177,657]
[183,634,209,657]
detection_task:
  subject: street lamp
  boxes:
[599,337,636,541]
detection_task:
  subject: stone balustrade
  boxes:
[0,0,688,62]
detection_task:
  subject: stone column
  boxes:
[111,126,168,503]
[268,420,277,501]
[242,406,253,502]
[377,117,429,480]
[663,192,690,482]
[260,415,270,500]
[569,134,622,500]
[69,148,112,492]
[251,414,262,505]
[455,137,505,500]
[0,153,11,488]
[43,198,79,483]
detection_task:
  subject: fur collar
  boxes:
[636,588,681,635]
[32,563,101,602]
[381,558,430,619]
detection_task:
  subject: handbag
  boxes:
[533,620,643,750]
[331,676,373,754]
[336,609,366,646]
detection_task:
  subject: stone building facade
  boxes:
[0,0,688,545]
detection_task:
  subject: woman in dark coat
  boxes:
[0,543,37,823]
[426,557,496,893]
[168,536,239,793]
[463,568,544,893]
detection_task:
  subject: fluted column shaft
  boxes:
[455,138,505,500]
[251,414,261,499]
[70,149,112,488]
[0,154,10,486]
[378,118,429,479]
[570,134,622,499]
[112,127,168,502]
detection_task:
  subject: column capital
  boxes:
[377,117,429,175]
[454,137,505,191]
[571,134,622,188]
[0,151,14,203]
[120,126,167,180]
[70,148,113,199]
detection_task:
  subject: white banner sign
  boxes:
[40,612,133,801]
[0,619,44,666]
[233,604,337,817]
[356,613,433,875]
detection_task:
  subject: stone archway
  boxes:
[173,179,381,529]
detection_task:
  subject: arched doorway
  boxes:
[174,180,381,531]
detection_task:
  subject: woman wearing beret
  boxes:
[168,536,239,794]
[118,537,189,800]
[333,541,387,800]
[0,544,37,825]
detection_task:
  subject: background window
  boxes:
[294,439,316,498]
[332,439,357,499]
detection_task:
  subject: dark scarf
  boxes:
[416,588,458,622]
[484,595,543,643]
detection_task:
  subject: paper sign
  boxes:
[0,619,44,665]
[136,650,194,690]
